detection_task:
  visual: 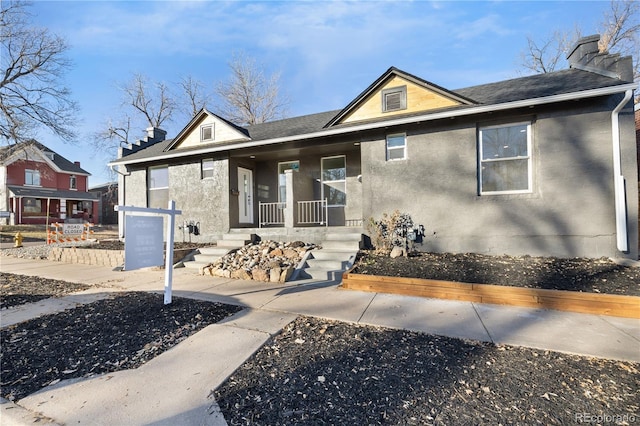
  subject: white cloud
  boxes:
[454,13,513,41]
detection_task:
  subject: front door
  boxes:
[238,167,253,223]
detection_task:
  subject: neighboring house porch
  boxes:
[6,185,98,225]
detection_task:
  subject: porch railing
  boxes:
[297,199,328,227]
[259,201,285,228]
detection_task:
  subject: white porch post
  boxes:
[284,169,294,228]
[59,200,66,220]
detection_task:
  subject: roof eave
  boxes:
[109,82,638,167]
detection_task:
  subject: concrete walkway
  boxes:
[1,256,639,425]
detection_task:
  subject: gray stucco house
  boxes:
[110,35,638,260]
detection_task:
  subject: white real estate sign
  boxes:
[124,215,164,271]
[116,201,181,304]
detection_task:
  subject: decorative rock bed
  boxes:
[201,240,317,282]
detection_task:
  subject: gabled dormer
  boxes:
[166,108,251,151]
[325,67,476,127]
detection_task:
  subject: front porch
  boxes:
[6,185,99,225]
[228,140,363,230]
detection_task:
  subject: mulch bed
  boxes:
[0,272,91,309]
[2,260,639,423]
[215,317,639,425]
[0,291,243,401]
[352,251,640,296]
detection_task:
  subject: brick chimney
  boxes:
[567,34,634,82]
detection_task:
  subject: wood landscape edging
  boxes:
[340,272,640,319]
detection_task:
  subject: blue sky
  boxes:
[28,0,611,186]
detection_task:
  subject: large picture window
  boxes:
[479,123,532,194]
[148,166,169,209]
[321,156,346,206]
[23,198,41,213]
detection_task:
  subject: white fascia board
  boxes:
[110,83,638,167]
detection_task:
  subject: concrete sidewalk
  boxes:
[1,256,639,425]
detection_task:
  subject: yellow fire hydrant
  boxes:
[14,231,23,248]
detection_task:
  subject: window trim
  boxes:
[478,121,533,195]
[200,124,214,142]
[381,85,407,112]
[386,133,407,161]
[321,155,346,207]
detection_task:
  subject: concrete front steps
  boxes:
[182,233,253,272]
[300,232,362,281]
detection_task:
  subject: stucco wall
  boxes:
[170,157,229,242]
[123,157,230,242]
[124,169,147,207]
[361,98,638,259]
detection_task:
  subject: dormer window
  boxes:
[382,86,407,112]
[201,124,214,142]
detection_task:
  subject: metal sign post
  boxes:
[115,200,182,304]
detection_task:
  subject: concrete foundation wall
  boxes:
[361,98,638,260]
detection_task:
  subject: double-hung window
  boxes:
[479,122,532,194]
[25,169,41,186]
[69,175,77,190]
[202,159,215,179]
[386,134,406,161]
[148,166,169,209]
[321,156,346,206]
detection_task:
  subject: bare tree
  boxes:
[122,73,175,129]
[93,73,175,154]
[0,0,78,145]
[518,0,638,78]
[598,0,640,79]
[178,75,211,119]
[216,52,288,126]
[519,30,576,74]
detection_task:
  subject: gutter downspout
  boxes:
[611,89,633,252]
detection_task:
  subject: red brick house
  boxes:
[0,141,98,225]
